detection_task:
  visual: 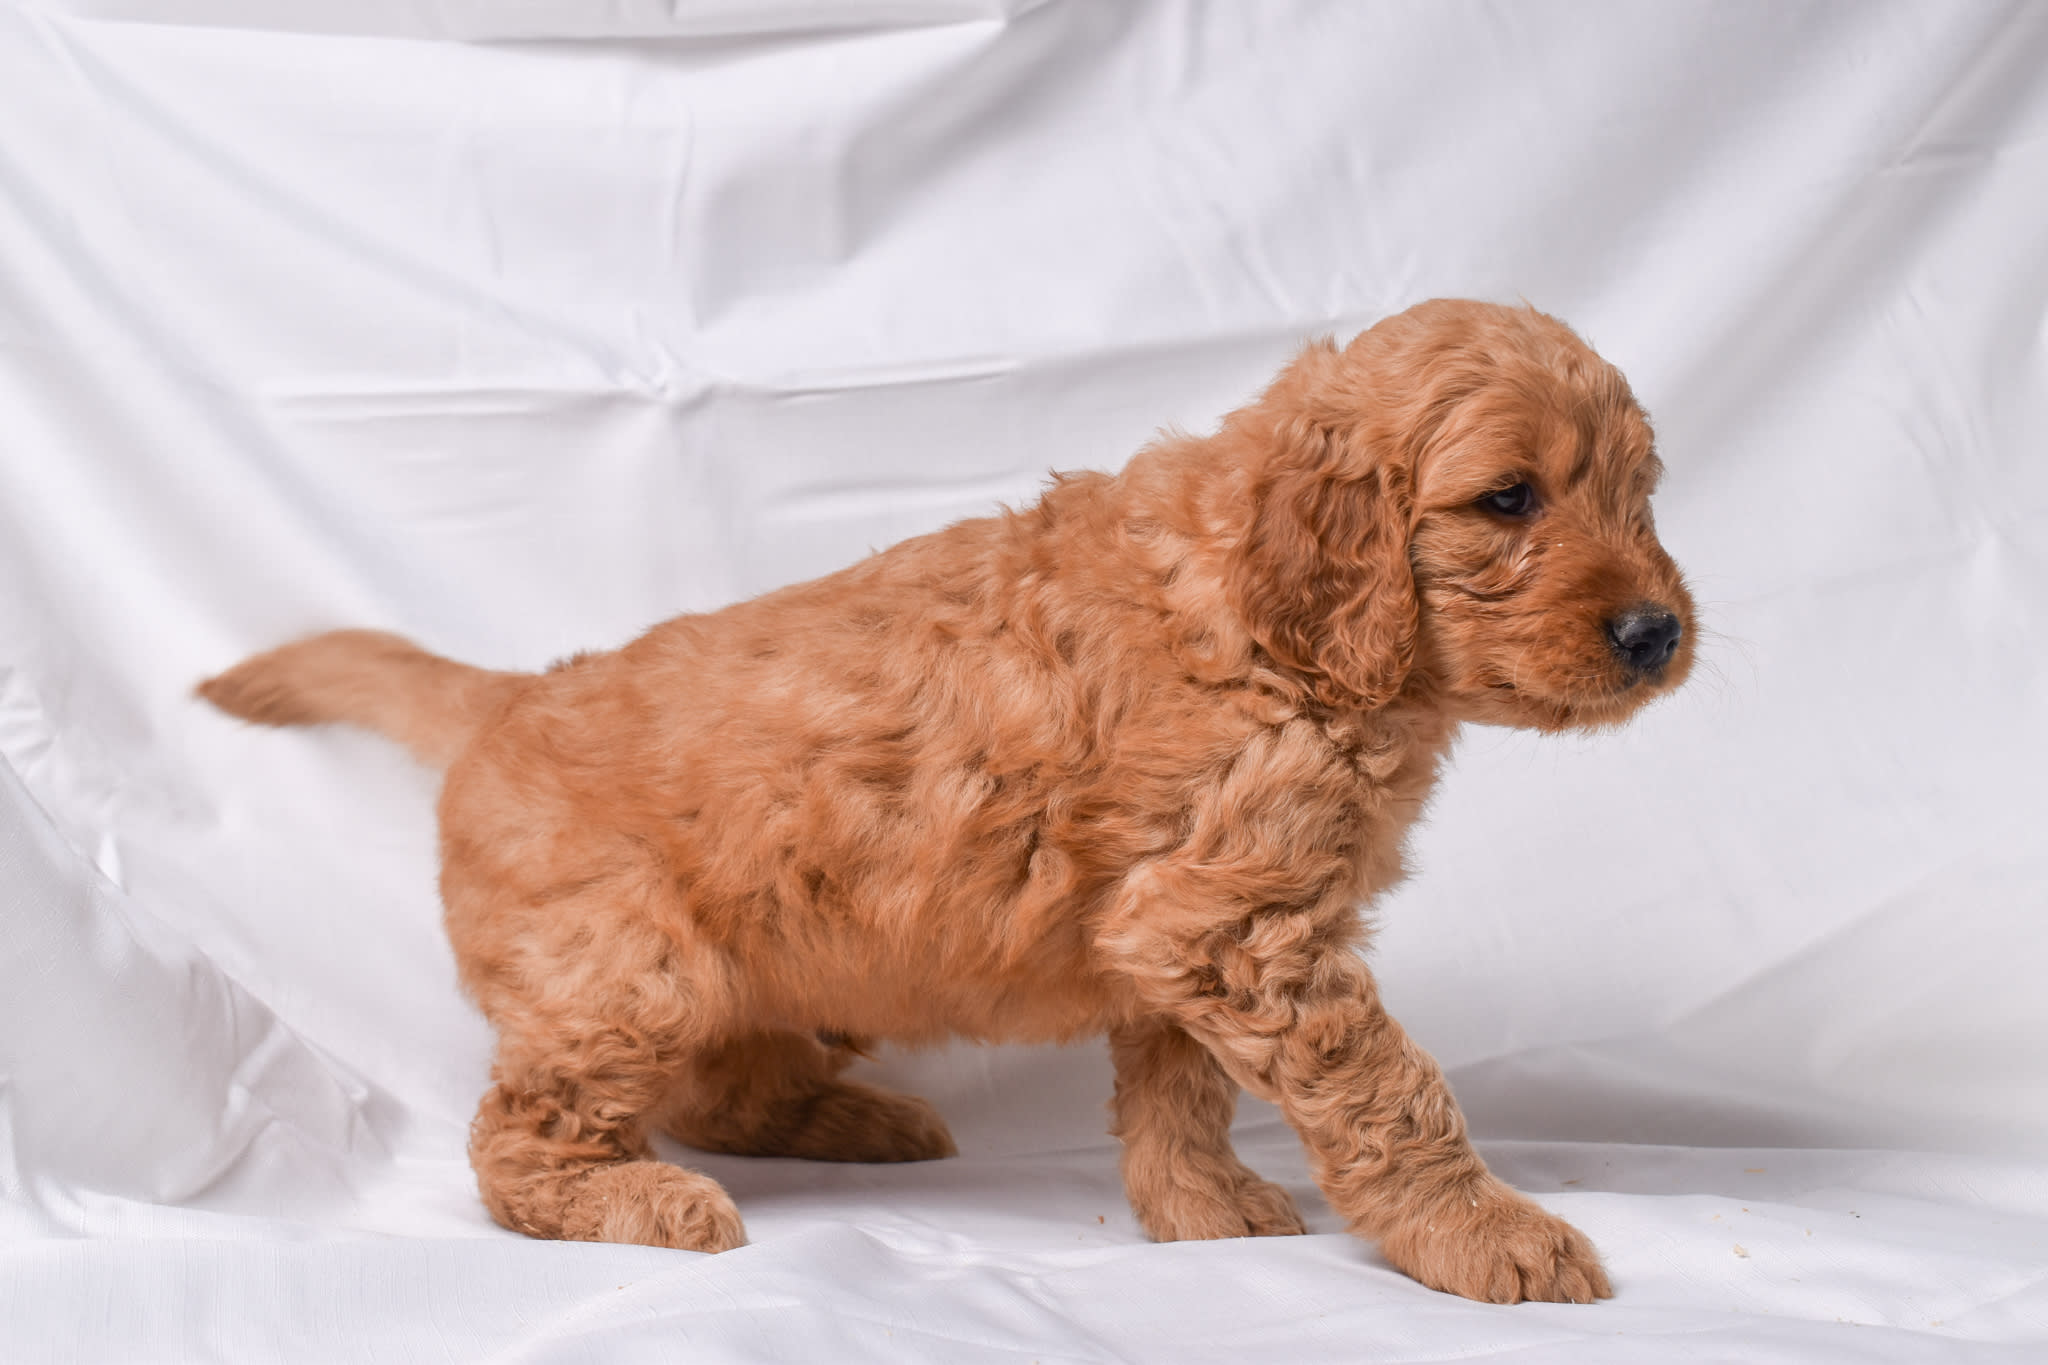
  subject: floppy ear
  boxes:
[1229,423,1418,711]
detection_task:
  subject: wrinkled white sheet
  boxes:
[2,2,2045,1360]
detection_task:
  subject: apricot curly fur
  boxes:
[200,299,1692,1303]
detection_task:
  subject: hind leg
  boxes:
[457,891,748,1253]
[658,1030,956,1163]
[469,1015,748,1252]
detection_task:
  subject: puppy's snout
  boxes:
[1607,605,1682,676]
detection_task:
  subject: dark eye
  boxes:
[1478,482,1537,517]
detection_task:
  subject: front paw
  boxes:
[1133,1165,1307,1241]
[1380,1179,1611,1304]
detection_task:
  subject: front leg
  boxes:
[1100,864,1611,1304]
[1109,1015,1305,1241]
[1270,958,1610,1303]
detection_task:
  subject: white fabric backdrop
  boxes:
[2,1,2044,1359]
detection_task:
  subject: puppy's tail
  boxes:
[197,629,530,769]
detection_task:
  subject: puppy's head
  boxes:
[1227,298,1693,730]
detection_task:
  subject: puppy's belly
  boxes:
[439,715,1138,1048]
[733,912,1127,1048]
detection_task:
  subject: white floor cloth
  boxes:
[3,2,2045,1360]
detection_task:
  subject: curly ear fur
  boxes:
[1229,411,1419,712]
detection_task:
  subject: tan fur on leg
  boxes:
[659,1031,956,1163]
[469,1046,745,1253]
[1110,1017,1304,1241]
[1104,866,1610,1303]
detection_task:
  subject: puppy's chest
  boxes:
[1359,736,1458,896]
[1308,711,1451,898]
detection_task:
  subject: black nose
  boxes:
[1607,606,1682,675]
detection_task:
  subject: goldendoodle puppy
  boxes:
[201,298,1693,1304]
